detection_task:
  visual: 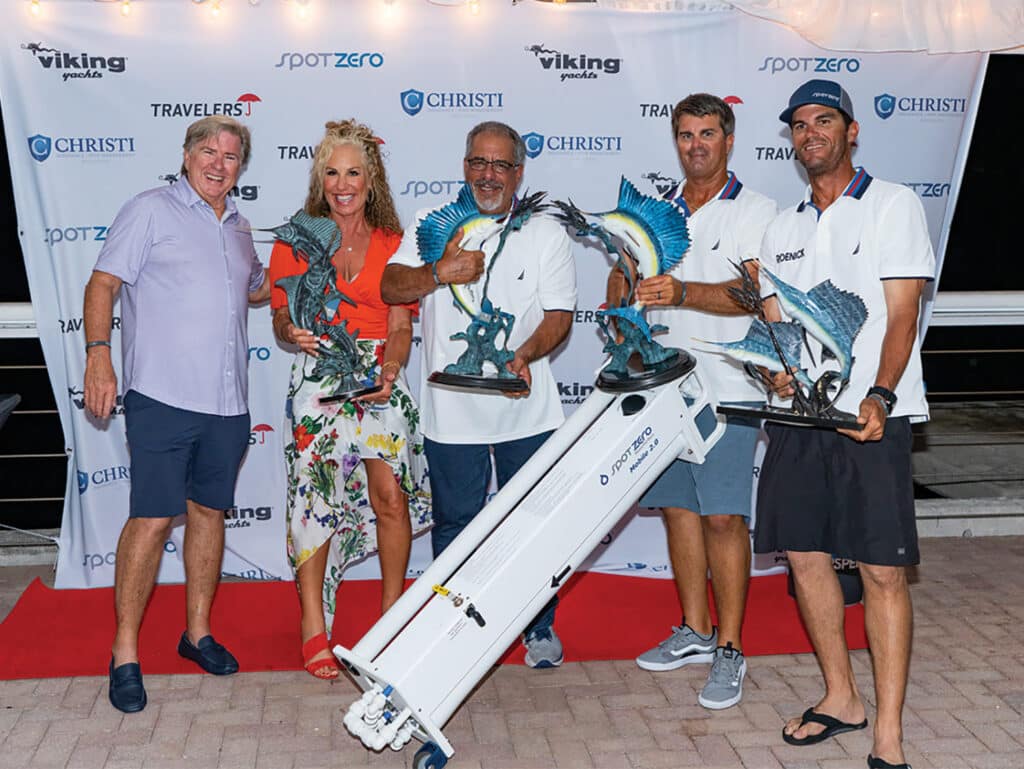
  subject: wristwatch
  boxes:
[866,385,897,415]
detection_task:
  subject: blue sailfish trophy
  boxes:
[707,263,868,429]
[416,184,548,393]
[270,210,382,404]
[552,177,694,390]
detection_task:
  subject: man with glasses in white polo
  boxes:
[382,121,576,668]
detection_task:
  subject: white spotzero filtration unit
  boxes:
[335,365,724,769]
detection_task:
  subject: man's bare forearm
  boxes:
[516,310,572,364]
[381,264,437,305]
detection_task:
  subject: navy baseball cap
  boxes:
[779,79,855,124]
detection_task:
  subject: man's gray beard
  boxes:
[472,186,504,213]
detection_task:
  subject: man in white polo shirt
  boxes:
[616,93,777,710]
[381,121,576,669]
[755,79,933,769]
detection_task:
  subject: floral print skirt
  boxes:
[284,340,431,628]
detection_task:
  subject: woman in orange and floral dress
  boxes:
[269,120,430,680]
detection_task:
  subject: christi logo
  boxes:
[875,93,896,120]
[400,89,424,116]
[27,134,52,162]
[522,132,544,159]
[77,471,88,495]
[21,42,126,81]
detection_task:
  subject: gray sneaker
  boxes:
[523,628,563,668]
[698,643,746,710]
[635,625,717,671]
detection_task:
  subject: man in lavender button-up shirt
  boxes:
[83,116,270,713]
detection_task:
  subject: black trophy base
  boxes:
[318,384,384,405]
[596,349,696,393]
[716,404,861,432]
[428,371,529,394]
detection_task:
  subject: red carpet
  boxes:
[0,573,865,680]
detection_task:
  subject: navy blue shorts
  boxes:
[124,390,250,518]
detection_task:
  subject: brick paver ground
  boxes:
[1,536,1022,769]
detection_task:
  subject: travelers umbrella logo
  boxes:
[723,95,744,106]
[237,93,261,116]
[249,423,275,446]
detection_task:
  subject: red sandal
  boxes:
[302,632,340,680]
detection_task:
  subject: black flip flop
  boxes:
[868,755,911,769]
[782,707,868,746]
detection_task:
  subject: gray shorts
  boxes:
[638,406,762,519]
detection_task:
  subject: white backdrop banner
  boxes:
[0,2,980,588]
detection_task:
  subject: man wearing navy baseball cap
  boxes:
[754,79,935,769]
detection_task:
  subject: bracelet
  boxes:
[431,261,443,286]
[675,281,688,306]
[85,340,111,351]
[866,384,897,415]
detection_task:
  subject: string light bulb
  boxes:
[120,0,132,17]
[211,0,222,17]
[469,0,479,14]
[296,0,309,19]
[29,0,41,17]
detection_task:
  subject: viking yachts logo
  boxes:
[274,51,384,70]
[150,94,262,119]
[524,44,621,81]
[29,133,136,162]
[519,132,621,158]
[225,505,273,529]
[22,42,126,81]
[641,171,680,197]
[69,386,124,415]
[399,88,504,117]
[873,93,967,120]
[159,173,259,201]
[757,56,861,74]
[558,380,595,406]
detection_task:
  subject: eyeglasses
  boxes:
[465,157,520,174]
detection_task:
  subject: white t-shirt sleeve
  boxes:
[876,187,936,281]
[536,220,577,312]
[738,196,778,264]
[93,194,154,286]
[387,210,427,268]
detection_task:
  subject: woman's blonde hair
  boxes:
[303,119,401,234]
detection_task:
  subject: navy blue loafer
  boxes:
[109,658,147,713]
[177,633,239,675]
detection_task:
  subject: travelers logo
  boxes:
[723,95,744,106]
[875,93,896,120]
[249,424,275,446]
[524,44,621,81]
[400,89,424,116]
[151,94,262,119]
[68,386,124,415]
[22,42,126,81]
